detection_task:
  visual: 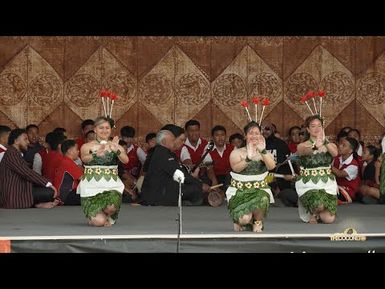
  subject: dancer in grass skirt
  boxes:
[77,116,129,226]
[226,121,276,232]
[295,115,338,224]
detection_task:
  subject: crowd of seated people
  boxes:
[1,117,384,210]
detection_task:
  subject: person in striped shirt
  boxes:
[0,128,59,209]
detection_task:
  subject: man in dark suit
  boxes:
[141,129,205,206]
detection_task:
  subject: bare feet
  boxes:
[233,223,243,232]
[104,220,112,227]
[34,201,57,209]
[53,198,63,206]
[252,220,263,232]
[308,214,318,224]
[88,213,108,227]
[238,213,252,225]
[106,216,116,226]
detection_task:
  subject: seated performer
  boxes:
[141,128,206,206]
[76,119,95,155]
[85,130,96,143]
[33,131,55,175]
[287,126,302,154]
[179,120,208,167]
[137,132,156,166]
[54,139,83,205]
[0,128,59,209]
[332,137,361,204]
[77,91,129,226]
[229,133,244,149]
[226,120,276,232]
[202,125,234,206]
[42,131,66,183]
[23,124,43,168]
[120,125,141,179]
[358,145,381,203]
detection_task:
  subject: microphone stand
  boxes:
[274,154,298,170]
[176,179,183,253]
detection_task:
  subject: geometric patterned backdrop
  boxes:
[0,36,384,145]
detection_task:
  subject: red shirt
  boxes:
[333,156,361,200]
[356,155,364,177]
[184,138,208,165]
[76,137,85,151]
[39,148,49,175]
[42,150,64,183]
[76,137,86,158]
[54,156,83,193]
[123,144,141,179]
[288,142,298,153]
[209,144,234,176]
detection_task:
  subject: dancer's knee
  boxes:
[104,204,117,216]
[238,213,252,225]
[319,211,335,224]
[89,213,107,226]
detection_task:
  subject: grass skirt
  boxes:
[299,189,337,215]
[228,188,270,223]
[81,190,122,222]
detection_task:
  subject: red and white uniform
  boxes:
[333,154,360,202]
[179,138,208,165]
[203,143,234,177]
[123,144,142,179]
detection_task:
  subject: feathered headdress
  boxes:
[240,97,271,126]
[300,90,326,119]
[100,89,119,128]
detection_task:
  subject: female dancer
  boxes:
[77,116,129,226]
[295,115,338,224]
[226,121,276,232]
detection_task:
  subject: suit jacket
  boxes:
[141,145,202,206]
[0,146,50,208]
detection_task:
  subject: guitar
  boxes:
[180,141,215,174]
[191,141,215,173]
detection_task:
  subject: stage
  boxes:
[1,203,384,252]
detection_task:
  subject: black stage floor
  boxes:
[1,203,384,252]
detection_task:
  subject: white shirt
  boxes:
[137,147,147,165]
[0,144,7,163]
[382,135,385,153]
[33,152,43,175]
[357,143,363,157]
[74,158,83,166]
[127,144,144,164]
[179,138,203,162]
[127,144,135,154]
[338,154,358,181]
[203,143,227,163]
